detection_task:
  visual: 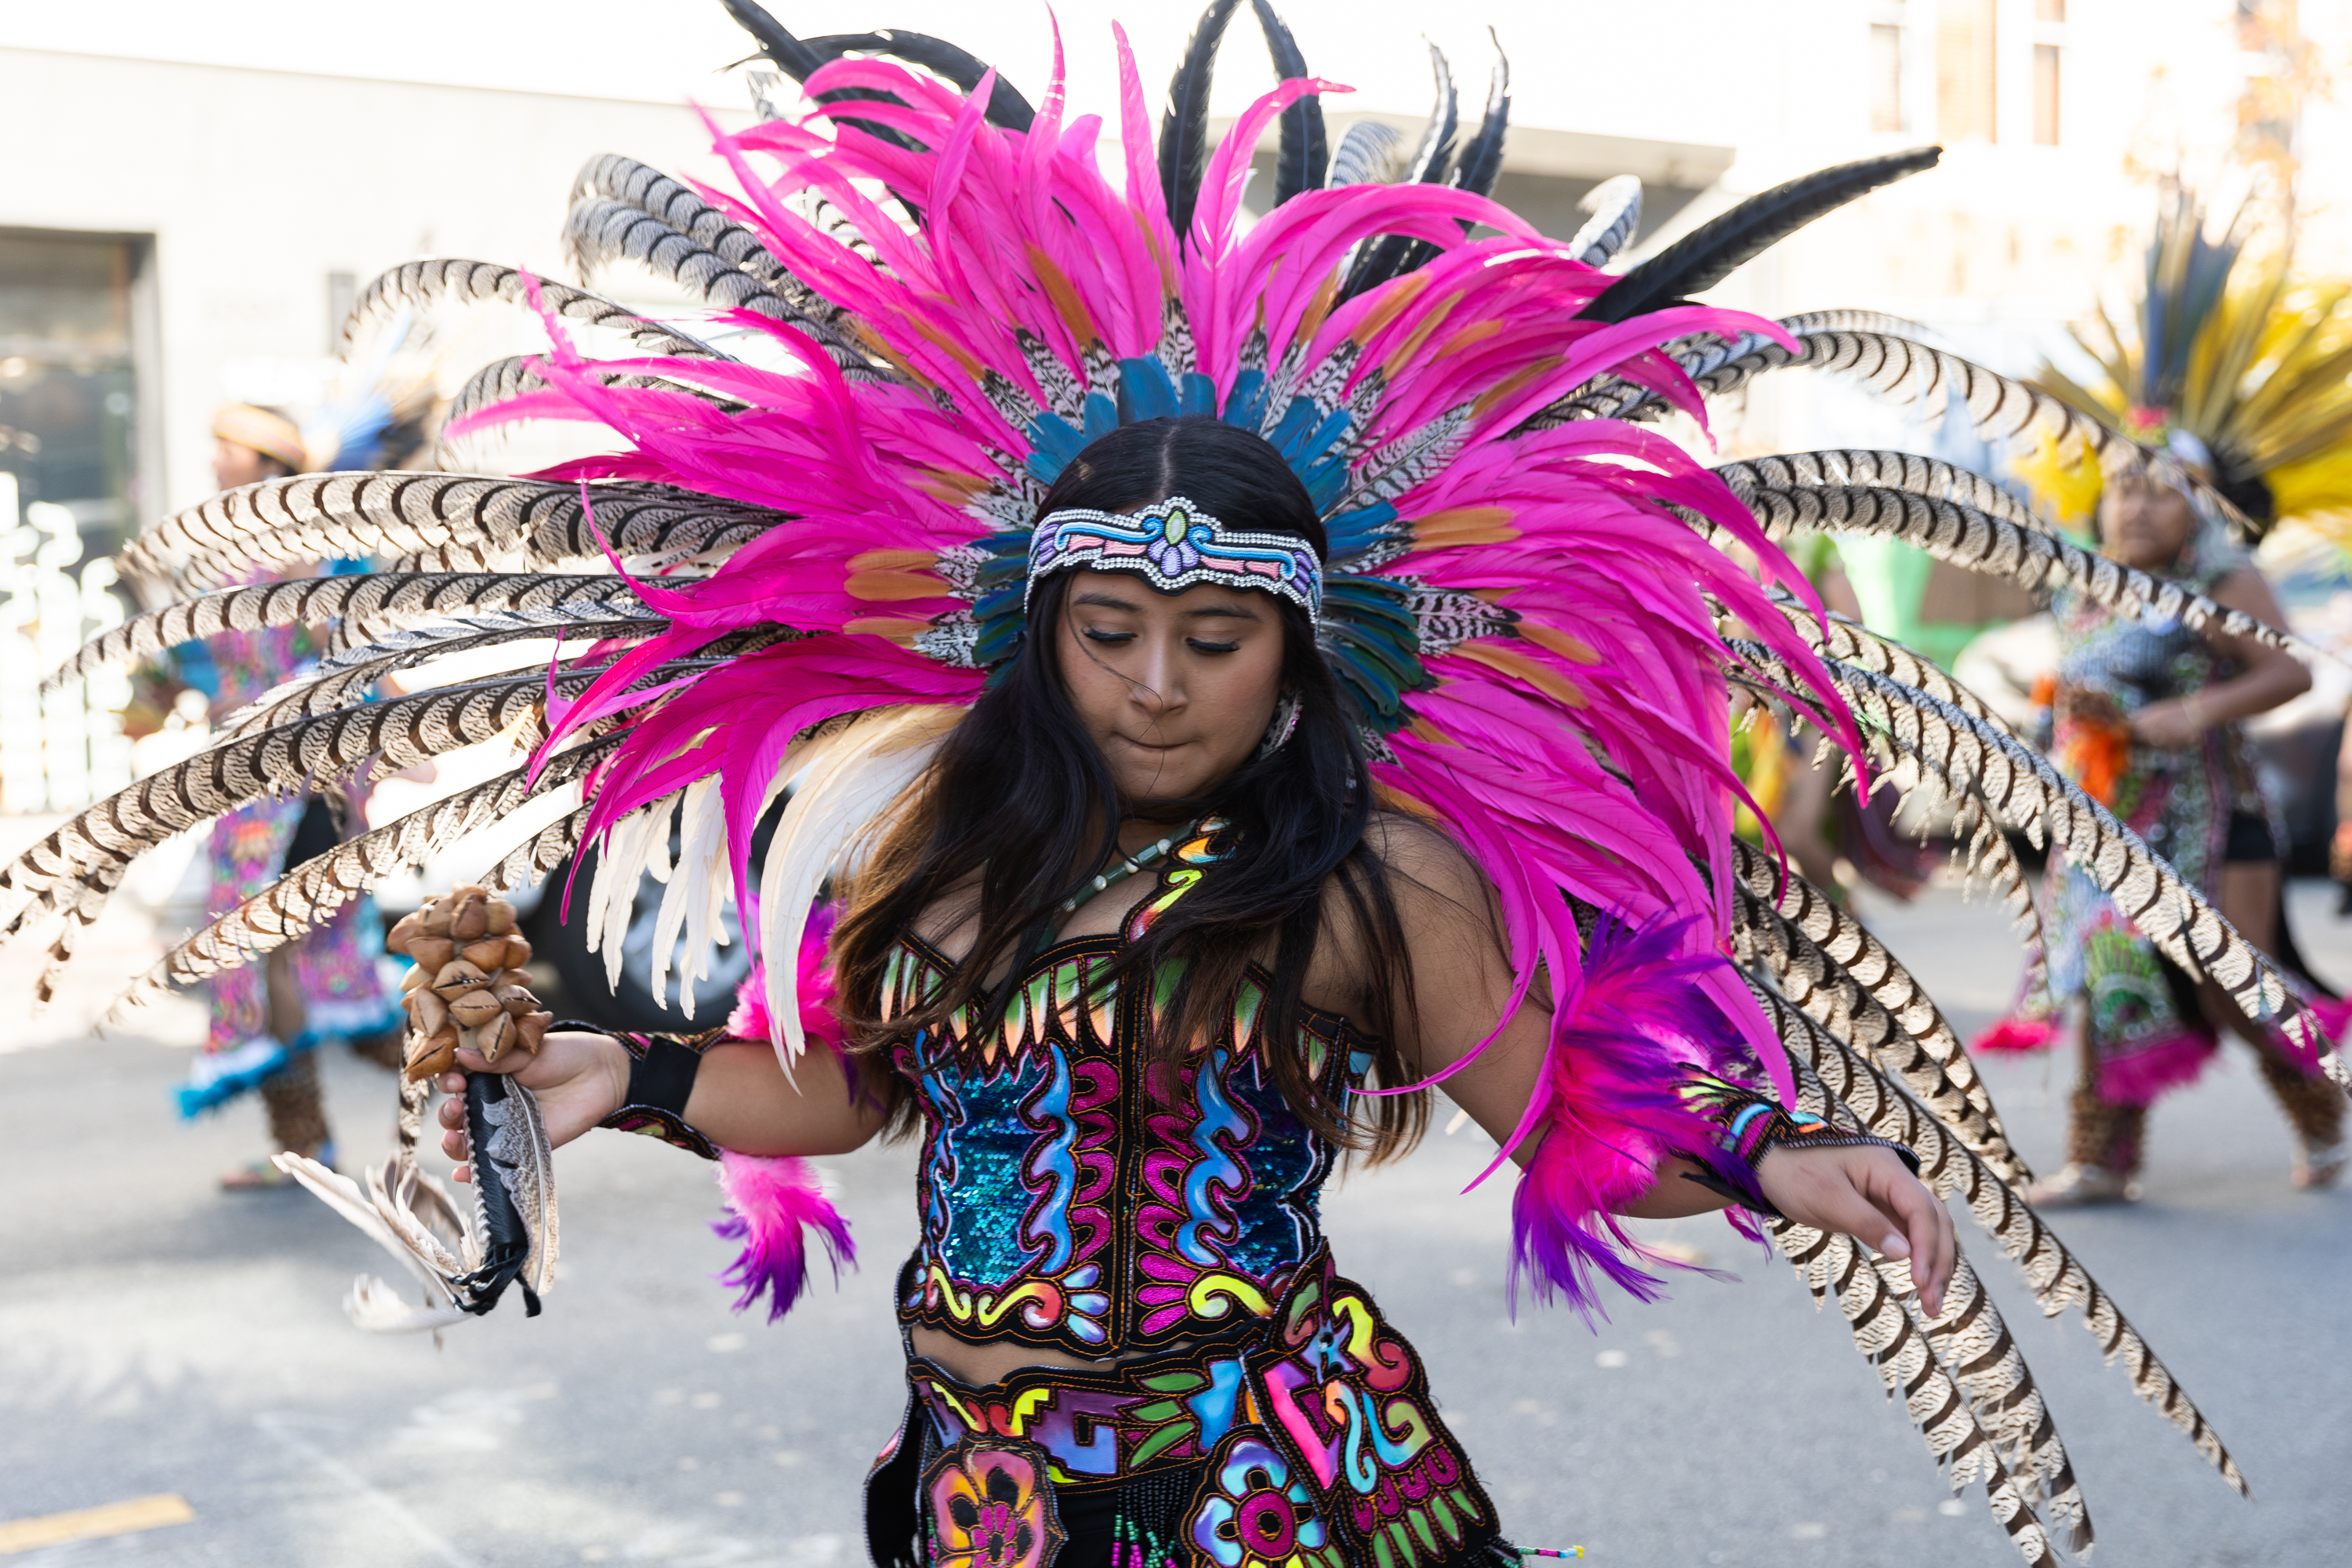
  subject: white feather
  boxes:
[652,775,730,1018]
[589,795,675,993]
[757,706,962,1067]
[346,1274,468,1334]
[274,1151,474,1332]
[274,1152,439,1281]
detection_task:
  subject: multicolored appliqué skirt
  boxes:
[867,1254,1511,1568]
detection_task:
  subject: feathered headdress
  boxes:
[13,2,2335,1555]
[2033,179,2352,535]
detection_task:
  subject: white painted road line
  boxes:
[253,1414,481,1568]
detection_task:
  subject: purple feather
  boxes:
[712,1150,857,1323]
[1506,916,1760,1322]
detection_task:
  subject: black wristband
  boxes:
[595,1027,728,1160]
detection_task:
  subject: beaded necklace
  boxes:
[981,821,1201,1021]
[1055,820,1198,915]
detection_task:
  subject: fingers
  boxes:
[1758,1145,1957,1318]
[1768,1152,1901,1254]
[1871,1163,1955,1317]
[434,1073,474,1168]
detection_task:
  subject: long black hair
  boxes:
[832,416,1427,1154]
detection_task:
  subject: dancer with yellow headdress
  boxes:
[1981,183,2352,1203]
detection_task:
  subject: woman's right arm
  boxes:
[435,1029,887,1179]
[2130,564,2310,746]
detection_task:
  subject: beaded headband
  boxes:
[1025,495,1323,619]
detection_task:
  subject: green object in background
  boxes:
[1832,533,1989,671]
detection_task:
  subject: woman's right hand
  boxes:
[435,1029,631,1182]
[2129,696,2205,750]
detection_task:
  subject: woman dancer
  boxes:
[1987,439,2346,1201]
[1979,183,2352,1201]
[437,416,1951,1565]
[176,405,401,1186]
[31,5,2317,1559]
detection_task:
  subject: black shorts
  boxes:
[2223,811,2278,864]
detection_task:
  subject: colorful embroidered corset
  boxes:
[883,923,1369,1357]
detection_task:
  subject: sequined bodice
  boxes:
[883,924,1367,1357]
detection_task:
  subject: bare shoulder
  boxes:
[2208,563,2288,622]
[908,877,982,960]
[1352,811,1493,914]
[1305,812,1500,1011]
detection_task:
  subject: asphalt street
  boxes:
[4,870,2349,1567]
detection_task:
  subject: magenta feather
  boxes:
[441,49,1867,1278]
[728,899,845,1054]
[1507,916,1759,1320]
[712,1150,857,1323]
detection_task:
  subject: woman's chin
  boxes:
[1115,773,1199,805]
[1112,758,1217,804]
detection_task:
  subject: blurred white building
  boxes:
[0,45,750,808]
[0,0,2338,808]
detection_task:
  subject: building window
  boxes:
[1938,0,1998,143]
[1871,24,1906,132]
[0,231,142,560]
[2034,44,2061,143]
[0,228,151,813]
[2036,0,2066,20]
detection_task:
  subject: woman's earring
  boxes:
[1256,690,1302,759]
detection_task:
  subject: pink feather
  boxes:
[712,1151,857,1323]
[423,51,1880,1323]
[1508,917,1760,1320]
[728,900,845,1054]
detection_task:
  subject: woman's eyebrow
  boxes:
[1073,590,1144,611]
[1180,601,1261,621]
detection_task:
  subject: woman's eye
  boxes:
[1081,626,1134,644]
[1187,638,1241,655]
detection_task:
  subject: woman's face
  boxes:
[1052,567,1287,805]
[2100,470,2199,572]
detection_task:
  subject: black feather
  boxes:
[1449,38,1510,200]
[1403,42,1461,186]
[1161,0,1245,242]
[1251,0,1327,206]
[719,0,827,79]
[717,0,920,154]
[1579,145,1942,324]
[1338,45,1461,300]
[804,30,1036,131]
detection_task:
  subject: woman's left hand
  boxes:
[1756,1144,1956,1317]
[2130,697,2205,750]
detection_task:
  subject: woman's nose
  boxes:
[1127,639,1184,712]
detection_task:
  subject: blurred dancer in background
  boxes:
[1978,183,2352,1201]
[173,404,401,1189]
[1994,439,2345,1204]
[1737,536,1940,902]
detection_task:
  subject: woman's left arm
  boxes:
[1356,824,1955,1314]
[2134,567,2311,746]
